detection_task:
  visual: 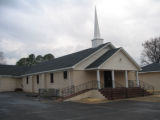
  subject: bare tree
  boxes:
[0,51,6,65]
[141,37,160,65]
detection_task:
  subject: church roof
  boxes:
[86,48,120,69]
[140,63,160,73]
[0,65,30,77]
[0,43,109,76]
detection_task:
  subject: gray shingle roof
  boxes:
[0,43,109,76]
[140,63,160,72]
[86,48,120,69]
[0,65,30,76]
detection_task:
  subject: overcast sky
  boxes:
[0,0,160,65]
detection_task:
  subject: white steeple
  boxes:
[92,7,104,48]
[94,7,100,38]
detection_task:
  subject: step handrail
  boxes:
[58,80,124,97]
[128,80,154,94]
[139,80,154,93]
[59,80,102,97]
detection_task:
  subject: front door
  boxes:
[104,71,112,88]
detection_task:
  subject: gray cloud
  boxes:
[0,0,160,65]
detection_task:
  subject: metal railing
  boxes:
[59,80,103,97]
[58,80,124,97]
[39,88,59,97]
[39,79,154,98]
[115,80,124,88]
[128,80,138,87]
[128,80,154,94]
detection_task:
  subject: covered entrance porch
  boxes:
[95,69,140,89]
[85,47,142,92]
[91,69,153,100]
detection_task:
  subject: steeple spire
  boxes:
[92,7,103,48]
[94,7,100,38]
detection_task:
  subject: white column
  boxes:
[136,71,140,87]
[68,70,72,86]
[97,70,101,89]
[43,74,47,89]
[125,70,128,88]
[112,70,115,88]
[30,76,34,93]
[41,74,45,89]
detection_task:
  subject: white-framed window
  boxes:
[26,76,29,84]
[63,71,68,79]
[50,73,54,83]
[37,75,39,84]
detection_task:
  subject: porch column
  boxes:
[136,71,140,87]
[41,74,45,89]
[96,70,101,89]
[31,76,34,93]
[112,70,115,88]
[68,70,72,86]
[125,70,128,88]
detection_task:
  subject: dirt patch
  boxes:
[73,97,109,104]
[73,95,160,104]
[128,95,160,102]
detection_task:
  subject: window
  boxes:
[37,75,39,84]
[26,76,29,84]
[50,73,54,83]
[63,71,68,79]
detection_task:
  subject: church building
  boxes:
[0,8,153,100]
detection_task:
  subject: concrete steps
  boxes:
[99,87,152,100]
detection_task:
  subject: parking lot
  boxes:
[0,92,160,120]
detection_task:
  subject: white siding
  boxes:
[100,50,138,71]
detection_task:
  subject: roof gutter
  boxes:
[0,75,21,78]
[139,71,160,74]
[85,68,97,70]
[20,67,73,77]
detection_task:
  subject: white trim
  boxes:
[21,67,73,77]
[86,68,137,71]
[0,75,20,78]
[85,68,97,70]
[73,43,115,69]
[139,71,160,74]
